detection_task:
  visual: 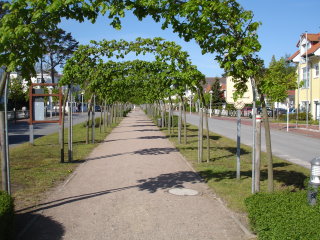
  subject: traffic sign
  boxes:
[226,76,253,109]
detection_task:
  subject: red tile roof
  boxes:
[288,50,299,61]
[296,33,320,47]
[290,33,320,61]
[301,42,320,57]
[307,33,320,42]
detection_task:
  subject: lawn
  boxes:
[158,117,309,213]
[1,119,119,210]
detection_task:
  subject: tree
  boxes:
[0,1,8,19]
[8,76,27,110]
[211,78,225,104]
[41,27,78,83]
[256,56,298,192]
[259,56,297,104]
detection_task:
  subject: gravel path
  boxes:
[18,109,253,240]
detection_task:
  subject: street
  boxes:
[8,113,89,147]
[179,113,320,169]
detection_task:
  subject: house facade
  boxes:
[289,33,320,120]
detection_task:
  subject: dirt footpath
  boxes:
[18,109,254,240]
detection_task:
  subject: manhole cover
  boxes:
[168,188,199,196]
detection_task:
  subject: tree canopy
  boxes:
[0,0,261,95]
[60,37,205,104]
[258,56,297,104]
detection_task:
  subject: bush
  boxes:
[245,191,320,240]
[278,112,313,121]
[0,191,14,240]
[122,109,131,117]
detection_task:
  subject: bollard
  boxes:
[308,157,320,205]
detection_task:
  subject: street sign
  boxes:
[226,76,253,109]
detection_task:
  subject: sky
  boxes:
[58,0,320,77]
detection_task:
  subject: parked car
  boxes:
[257,107,273,117]
[95,105,101,112]
[274,108,287,115]
[289,108,296,114]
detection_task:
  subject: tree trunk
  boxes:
[178,101,182,144]
[204,108,210,162]
[0,111,8,191]
[100,103,103,133]
[260,95,274,192]
[40,57,44,82]
[198,106,203,163]
[68,87,73,162]
[60,87,70,163]
[86,95,93,144]
[162,101,165,128]
[104,101,107,132]
[92,94,95,144]
[110,104,114,125]
[50,53,55,84]
[183,99,187,144]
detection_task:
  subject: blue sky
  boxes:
[59,0,320,77]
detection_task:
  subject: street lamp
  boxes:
[308,157,320,205]
[209,90,213,117]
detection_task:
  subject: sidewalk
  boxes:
[16,109,253,240]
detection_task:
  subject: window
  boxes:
[36,78,42,83]
[302,67,309,88]
[315,63,319,77]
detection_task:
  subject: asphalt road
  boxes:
[178,112,320,169]
[8,113,90,147]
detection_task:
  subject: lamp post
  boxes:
[209,90,213,117]
[308,157,320,205]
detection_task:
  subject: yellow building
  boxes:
[289,33,320,120]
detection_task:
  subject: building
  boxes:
[288,33,320,119]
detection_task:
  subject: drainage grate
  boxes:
[168,188,199,196]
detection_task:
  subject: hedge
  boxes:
[0,191,14,240]
[278,112,313,121]
[245,191,320,240]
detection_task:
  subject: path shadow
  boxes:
[138,136,167,140]
[222,146,250,155]
[134,129,160,132]
[15,186,135,215]
[199,168,307,189]
[130,124,155,127]
[15,170,201,215]
[209,135,221,141]
[137,171,202,193]
[134,147,178,155]
[15,213,65,240]
[86,152,130,161]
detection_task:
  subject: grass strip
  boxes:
[1,119,120,210]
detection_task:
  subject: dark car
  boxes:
[274,108,287,115]
[95,105,101,112]
[257,107,273,117]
